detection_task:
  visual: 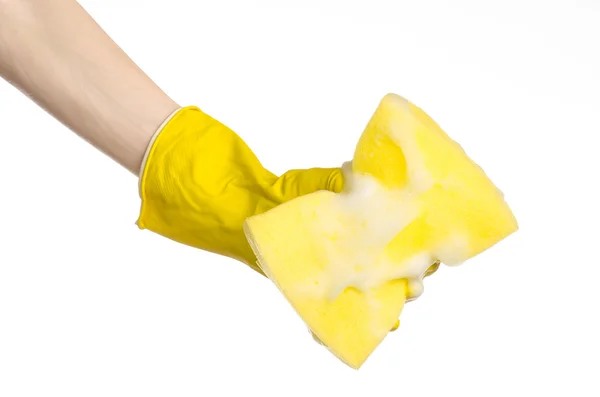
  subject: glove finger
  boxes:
[424,260,440,278]
[274,167,344,201]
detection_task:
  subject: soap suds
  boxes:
[383,94,434,195]
[300,169,440,303]
[433,234,469,266]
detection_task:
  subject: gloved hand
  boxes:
[136,106,344,275]
[136,105,439,337]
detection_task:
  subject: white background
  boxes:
[1,0,599,395]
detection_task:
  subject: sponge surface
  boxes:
[244,94,518,369]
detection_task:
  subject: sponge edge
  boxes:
[243,93,518,369]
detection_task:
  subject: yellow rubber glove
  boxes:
[136,106,344,274]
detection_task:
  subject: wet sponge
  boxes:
[244,94,518,369]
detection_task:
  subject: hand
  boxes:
[136,105,441,343]
[137,106,344,274]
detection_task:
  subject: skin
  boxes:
[0,0,179,174]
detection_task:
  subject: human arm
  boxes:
[0,0,178,174]
[0,0,344,273]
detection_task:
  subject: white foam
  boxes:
[305,170,439,302]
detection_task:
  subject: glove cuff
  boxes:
[138,106,184,195]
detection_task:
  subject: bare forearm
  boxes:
[0,0,179,174]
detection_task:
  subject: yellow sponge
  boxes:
[243,93,518,369]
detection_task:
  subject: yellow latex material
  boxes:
[244,94,518,369]
[137,106,344,274]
